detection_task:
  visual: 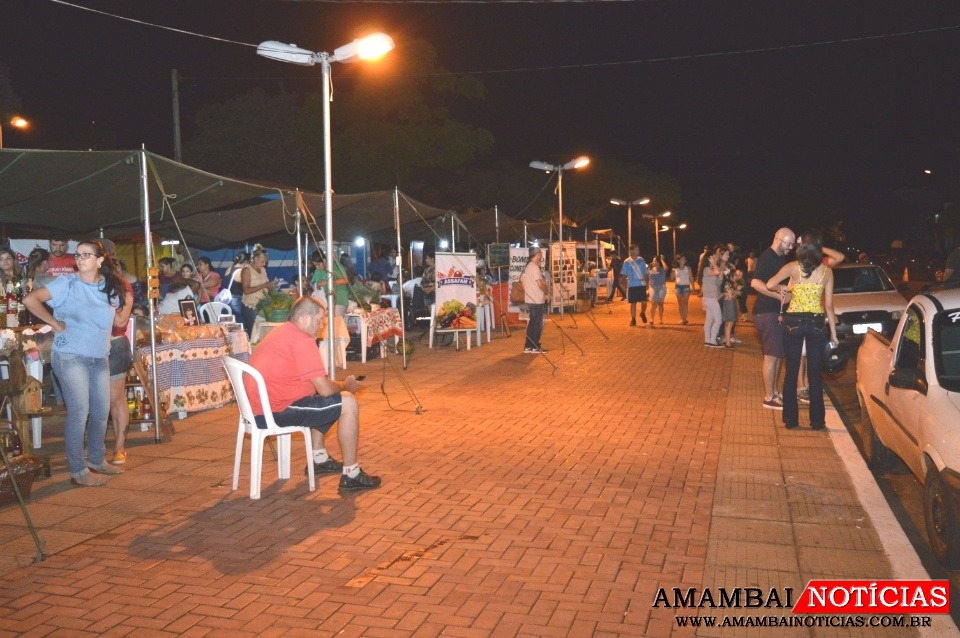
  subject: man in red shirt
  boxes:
[46,231,76,278]
[245,296,380,494]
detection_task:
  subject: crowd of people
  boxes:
[5,226,858,493]
[514,230,846,432]
[6,233,404,493]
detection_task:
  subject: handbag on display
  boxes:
[510,279,525,305]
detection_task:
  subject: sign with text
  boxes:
[435,252,476,324]
[550,241,577,312]
[487,243,510,269]
[508,247,530,313]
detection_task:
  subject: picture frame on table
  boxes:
[179,299,199,326]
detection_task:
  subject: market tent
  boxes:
[0,149,450,249]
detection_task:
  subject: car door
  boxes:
[881,304,927,476]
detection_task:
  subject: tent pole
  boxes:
[322,57,336,380]
[394,187,408,370]
[139,150,162,443]
[295,190,304,297]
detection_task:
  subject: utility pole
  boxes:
[171,69,182,162]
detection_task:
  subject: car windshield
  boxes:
[934,309,960,393]
[833,266,895,294]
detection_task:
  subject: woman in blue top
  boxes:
[24,240,127,487]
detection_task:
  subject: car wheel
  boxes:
[924,469,960,568]
[859,396,889,470]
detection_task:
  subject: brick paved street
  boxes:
[0,293,954,637]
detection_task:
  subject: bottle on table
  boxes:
[126,387,137,418]
[141,392,153,421]
[5,283,17,329]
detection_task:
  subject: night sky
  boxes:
[3,0,960,254]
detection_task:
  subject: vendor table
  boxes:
[138,329,250,415]
[346,307,403,364]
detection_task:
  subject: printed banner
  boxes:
[550,241,578,312]
[508,247,529,313]
[434,252,477,329]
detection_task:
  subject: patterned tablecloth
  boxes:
[359,307,403,346]
[138,331,250,415]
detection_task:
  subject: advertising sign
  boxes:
[434,252,477,328]
[550,241,577,312]
[508,247,529,313]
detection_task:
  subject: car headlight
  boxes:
[891,310,902,320]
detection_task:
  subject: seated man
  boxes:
[245,296,381,494]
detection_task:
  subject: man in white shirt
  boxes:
[522,247,550,353]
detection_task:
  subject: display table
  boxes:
[138,330,250,415]
[346,307,403,363]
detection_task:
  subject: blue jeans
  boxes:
[782,313,828,428]
[53,352,110,478]
[525,302,546,350]
[241,304,259,336]
[228,296,244,321]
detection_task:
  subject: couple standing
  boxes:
[752,227,840,430]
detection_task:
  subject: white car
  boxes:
[832,264,907,341]
[856,287,960,566]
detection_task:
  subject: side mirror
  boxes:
[889,367,927,394]
[896,282,910,294]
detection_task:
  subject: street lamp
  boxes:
[0,116,30,149]
[665,222,688,258]
[609,197,650,249]
[258,34,394,375]
[642,210,671,257]
[529,156,590,319]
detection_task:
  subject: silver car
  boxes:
[832,264,907,341]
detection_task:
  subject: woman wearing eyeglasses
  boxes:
[23,240,128,487]
[0,247,23,289]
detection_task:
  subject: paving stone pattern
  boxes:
[0,295,916,636]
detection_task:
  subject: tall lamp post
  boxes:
[257,34,394,375]
[0,116,30,149]
[642,210,671,257]
[663,222,688,259]
[609,197,650,249]
[529,156,590,319]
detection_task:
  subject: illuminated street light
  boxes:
[0,115,30,149]
[609,197,650,250]
[661,222,688,258]
[258,33,394,375]
[529,156,590,319]
[642,210,671,257]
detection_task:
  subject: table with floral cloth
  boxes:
[137,331,250,415]
[358,307,403,346]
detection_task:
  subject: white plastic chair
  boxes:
[199,301,233,324]
[222,356,316,500]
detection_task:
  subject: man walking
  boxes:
[621,244,649,326]
[246,296,381,493]
[750,228,795,410]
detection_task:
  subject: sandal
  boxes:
[112,450,127,465]
[71,472,109,487]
